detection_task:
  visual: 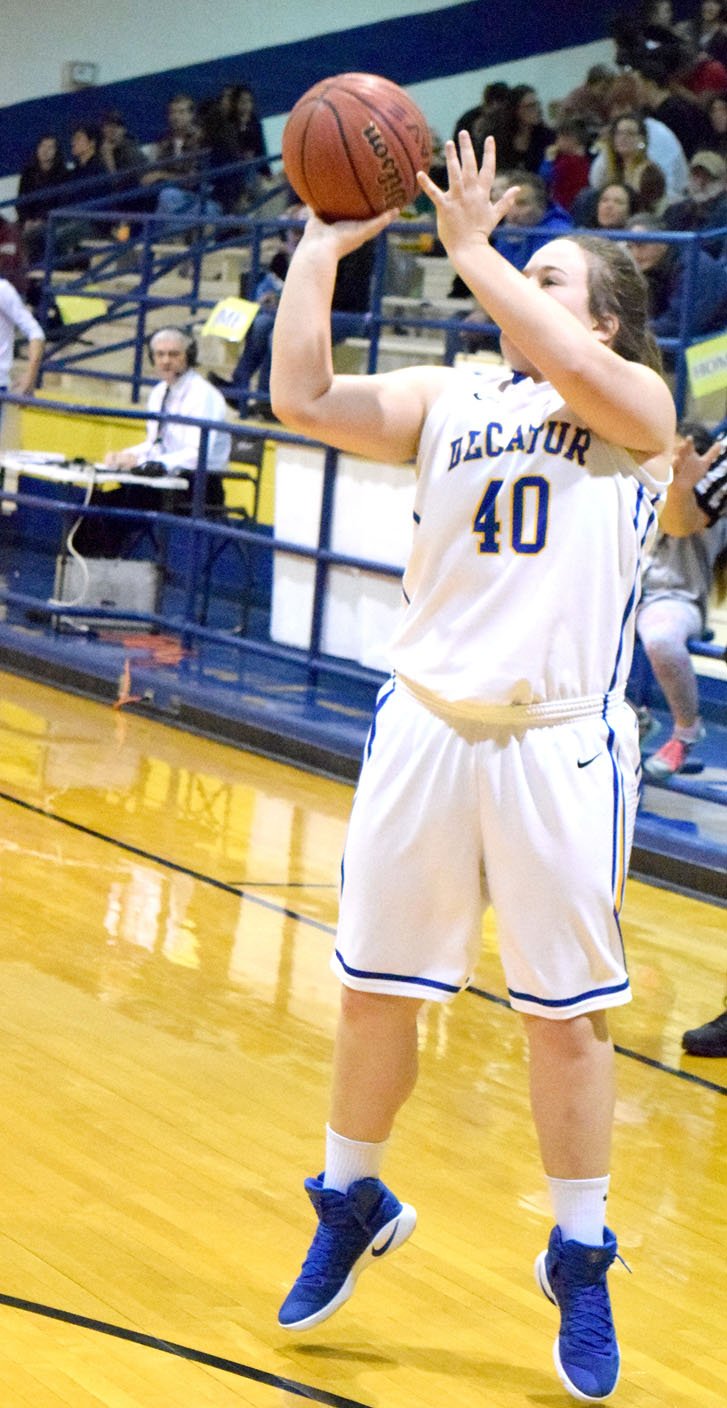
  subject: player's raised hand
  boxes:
[301,206,398,259]
[417,132,519,257]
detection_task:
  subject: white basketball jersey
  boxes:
[390,366,666,714]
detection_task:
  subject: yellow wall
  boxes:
[13,391,276,525]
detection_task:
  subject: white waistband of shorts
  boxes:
[398,675,626,726]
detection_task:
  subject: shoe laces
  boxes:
[296,1221,360,1287]
[560,1253,630,1352]
[562,1279,615,1351]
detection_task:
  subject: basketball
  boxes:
[281,72,432,222]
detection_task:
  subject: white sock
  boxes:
[323,1125,388,1193]
[547,1175,610,1246]
[674,718,703,744]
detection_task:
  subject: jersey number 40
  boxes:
[473,475,549,555]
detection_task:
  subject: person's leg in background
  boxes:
[636,596,705,777]
[226,311,276,414]
[155,185,197,239]
[682,983,727,1056]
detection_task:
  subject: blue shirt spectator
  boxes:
[627,213,727,340]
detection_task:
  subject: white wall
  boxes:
[0,0,462,103]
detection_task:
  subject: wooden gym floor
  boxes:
[0,670,723,1407]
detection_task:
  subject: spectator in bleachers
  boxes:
[146,93,201,175]
[703,91,727,156]
[16,135,68,265]
[636,421,727,778]
[196,99,249,215]
[588,112,669,212]
[601,73,689,197]
[679,40,727,97]
[661,149,727,255]
[452,81,510,162]
[538,117,592,212]
[48,125,108,257]
[490,85,554,174]
[557,64,616,139]
[99,111,146,178]
[484,171,574,274]
[141,94,226,235]
[68,124,106,186]
[692,0,727,67]
[627,211,727,343]
[610,3,688,72]
[229,84,271,205]
[571,180,638,230]
[140,93,202,227]
[635,54,714,159]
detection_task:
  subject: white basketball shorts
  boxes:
[332,677,640,1018]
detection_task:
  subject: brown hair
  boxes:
[568,232,664,374]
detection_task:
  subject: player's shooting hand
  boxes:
[302,207,398,259]
[417,132,519,258]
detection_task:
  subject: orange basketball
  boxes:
[281,72,432,222]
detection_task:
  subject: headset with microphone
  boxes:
[146,326,198,368]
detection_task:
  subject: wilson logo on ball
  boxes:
[361,123,408,205]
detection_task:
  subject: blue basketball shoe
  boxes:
[278,1174,416,1331]
[535,1225,621,1401]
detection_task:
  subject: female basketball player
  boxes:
[270,132,675,1402]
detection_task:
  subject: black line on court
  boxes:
[0,788,335,936]
[0,1292,372,1407]
[466,985,727,1095]
[1,788,724,1097]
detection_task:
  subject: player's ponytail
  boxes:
[569,233,664,376]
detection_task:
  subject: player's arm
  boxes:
[418,133,675,473]
[270,212,451,463]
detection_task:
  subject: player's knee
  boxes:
[339,984,422,1027]
[521,1008,610,1055]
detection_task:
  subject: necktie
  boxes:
[154,384,172,451]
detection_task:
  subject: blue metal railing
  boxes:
[0,389,402,691]
[28,197,727,417]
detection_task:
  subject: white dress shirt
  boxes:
[125,369,231,473]
[0,278,44,387]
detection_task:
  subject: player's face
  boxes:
[151,335,188,383]
[500,240,608,375]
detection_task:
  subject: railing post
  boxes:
[366,230,388,374]
[180,426,211,643]
[307,445,338,688]
[131,218,154,403]
[673,231,701,419]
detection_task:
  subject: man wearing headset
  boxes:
[76,327,230,556]
[105,327,230,484]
